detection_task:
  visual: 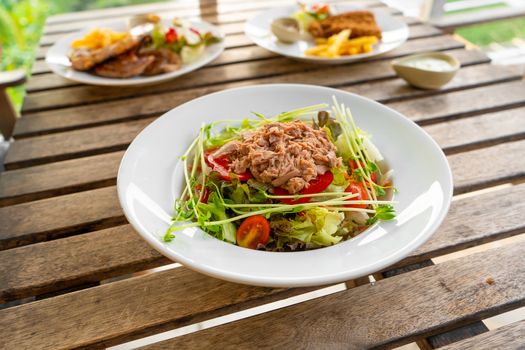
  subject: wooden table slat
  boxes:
[2,237,520,350]
[0,151,125,206]
[2,180,524,303]
[0,186,124,250]
[0,266,320,350]
[439,319,525,350]
[2,137,524,251]
[139,241,525,350]
[388,79,525,125]
[449,139,525,193]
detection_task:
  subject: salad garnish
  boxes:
[165,97,396,251]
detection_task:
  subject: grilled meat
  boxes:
[94,51,155,78]
[308,10,382,39]
[68,35,138,71]
[141,48,182,76]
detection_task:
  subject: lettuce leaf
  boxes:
[277,208,344,248]
[197,192,236,243]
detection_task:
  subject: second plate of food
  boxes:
[46,15,224,86]
[245,3,409,63]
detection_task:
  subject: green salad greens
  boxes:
[165,97,396,251]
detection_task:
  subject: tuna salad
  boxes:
[166,98,396,251]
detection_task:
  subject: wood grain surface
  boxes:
[139,241,525,349]
[439,319,525,350]
[1,239,524,350]
[0,186,125,249]
[0,151,125,206]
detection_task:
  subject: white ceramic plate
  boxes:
[45,19,224,86]
[117,84,453,287]
[245,4,409,64]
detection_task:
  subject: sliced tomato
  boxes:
[236,215,270,249]
[349,159,377,184]
[344,181,369,209]
[205,151,252,182]
[274,171,334,205]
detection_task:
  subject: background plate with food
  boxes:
[45,16,224,86]
[117,84,453,287]
[245,3,409,64]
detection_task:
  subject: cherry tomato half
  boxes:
[273,171,334,205]
[345,181,369,209]
[165,27,178,44]
[205,152,252,182]
[349,159,377,184]
[236,215,270,249]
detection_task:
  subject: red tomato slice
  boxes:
[344,181,369,209]
[205,152,252,182]
[274,171,334,205]
[236,215,270,249]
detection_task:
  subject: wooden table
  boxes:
[1,1,525,349]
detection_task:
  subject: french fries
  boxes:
[305,30,378,58]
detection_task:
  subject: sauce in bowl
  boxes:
[402,57,455,72]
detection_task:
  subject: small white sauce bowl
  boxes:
[392,52,460,90]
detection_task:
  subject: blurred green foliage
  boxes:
[0,0,48,110]
[456,17,525,47]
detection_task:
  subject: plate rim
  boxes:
[117,83,453,287]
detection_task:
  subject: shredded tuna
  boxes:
[223,120,341,193]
